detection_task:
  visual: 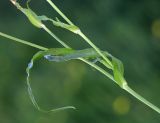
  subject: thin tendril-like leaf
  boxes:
[26,51,76,112]
[26,48,112,112]
[26,48,128,112]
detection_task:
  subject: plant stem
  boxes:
[78,32,113,68]
[46,0,113,69]
[0,32,48,50]
[46,0,74,25]
[124,84,160,114]
[42,25,70,48]
[45,1,160,113]
[41,25,115,82]
[0,31,114,84]
[42,1,160,113]
[79,58,115,82]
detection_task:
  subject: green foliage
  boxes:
[0,0,160,120]
[26,48,119,112]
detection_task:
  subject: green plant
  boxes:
[0,0,160,114]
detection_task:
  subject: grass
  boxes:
[0,0,160,114]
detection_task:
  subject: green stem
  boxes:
[43,1,160,113]
[41,23,115,82]
[0,31,114,84]
[78,32,113,68]
[42,25,70,48]
[123,84,160,114]
[41,25,115,82]
[46,0,74,25]
[100,59,112,69]
[0,32,48,51]
[79,58,115,82]
[46,0,113,69]
[0,31,115,112]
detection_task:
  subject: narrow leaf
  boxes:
[112,57,127,88]
[26,48,107,112]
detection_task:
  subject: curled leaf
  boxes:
[26,51,76,112]
[112,57,127,88]
[26,47,130,112]
[26,48,109,112]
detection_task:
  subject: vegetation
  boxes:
[0,0,160,122]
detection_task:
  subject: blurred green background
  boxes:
[0,0,160,123]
